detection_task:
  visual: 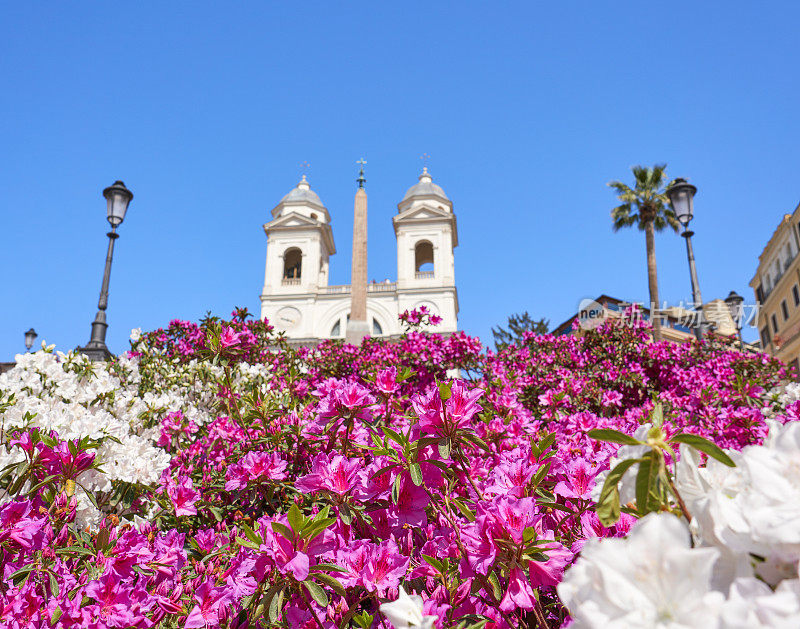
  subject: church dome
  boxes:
[401,168,450,204]
[279,175,325,208]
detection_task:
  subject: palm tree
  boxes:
[609,164,680,341]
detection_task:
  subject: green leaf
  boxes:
[313,572,346,596]
[391,473,402,504]
[55,546,95,557]
[462,432,491,452]
[588,429,643,446]
[370,465,397,480]
[303,580,329,607]
[310,562,347,574]
[669,433,736,467]
[409,462,423,486]
[339,503,353,525]
[538,432,556,453]
[452,498,475,522]
[9,564,36,585]
[271,522,294,542]
[422,554,447,574]
[531,461,551,488]
[522,526,537,544]
[235,536,260,550]
[47,570,59,596]
[487,571,502,601]
[382,427,405,447]
[268,587,284,624]
[596,458,639,527]
[635,452,660,515]
[240,522,262,546]
[438,439,451,459]
[287,504,305,534]
[438,381,452,401]
[650,403,664,427]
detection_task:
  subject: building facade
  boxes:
[259,169,459,343]
[552,294,738,343]
[750,202,800,371]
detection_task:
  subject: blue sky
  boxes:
[2,1,799,357]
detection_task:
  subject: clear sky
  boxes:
[2,1,799,358]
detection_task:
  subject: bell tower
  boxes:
[393,167,459,329]
[260,176,336,334]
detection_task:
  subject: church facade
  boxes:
[259,168,459,343]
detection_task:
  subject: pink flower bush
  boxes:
[0,306,794,627]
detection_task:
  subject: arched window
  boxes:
[330,320,341,337]
[283,248,302,280]
[372,318,383,335]
[415,241,434,278]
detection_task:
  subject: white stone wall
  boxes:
[260,286,458,341]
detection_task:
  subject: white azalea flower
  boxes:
[719,576,800,628]
[676,421,800,585]
[130,327,142,341]
[558,512,724,628]
[379,586,438,629]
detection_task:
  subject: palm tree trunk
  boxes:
[644,217,662,341]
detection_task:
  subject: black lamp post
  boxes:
[78,181,133,361]
[725,290,745,346]
[24,328,38,351]
[667,178,706,341]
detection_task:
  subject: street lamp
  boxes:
[667,178,705,341]
[724,290,745,346]
[24,328,38,351]
[78,181,133,361]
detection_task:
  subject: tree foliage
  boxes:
[492,311,550,350]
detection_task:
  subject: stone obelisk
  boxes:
[346,160,370,345]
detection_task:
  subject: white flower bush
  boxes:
[558,513,725,628]
[563,405,800,628]
[677,420,800,586]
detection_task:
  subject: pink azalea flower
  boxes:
[336,539,373,588]
[184,579,232,628]
[225,451,288,490]
[553,458,595,500]
[0,499,47,551]
[361,539,410,594]
[219,326,242,348]
[500,565,536,612]
[376,367,401,396]
[527,539,572,588]
[167,475,199,517]
[294,453,365,496]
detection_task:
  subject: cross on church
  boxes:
[420,153,430,166]
[356,158,367,188]
[300,161,310,176]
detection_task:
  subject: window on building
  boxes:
[330,320,341,337]
[793,285,799,306]
[283,248,302,279]
[414,241,434,274]
[772,314,779,334]
[756,284,764,303]
[760,326,771,348]
[782,300,790,320]
[372,318,383,335]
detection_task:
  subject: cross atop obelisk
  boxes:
[346,159,370,345]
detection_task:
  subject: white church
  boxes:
[259,168,459,343]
